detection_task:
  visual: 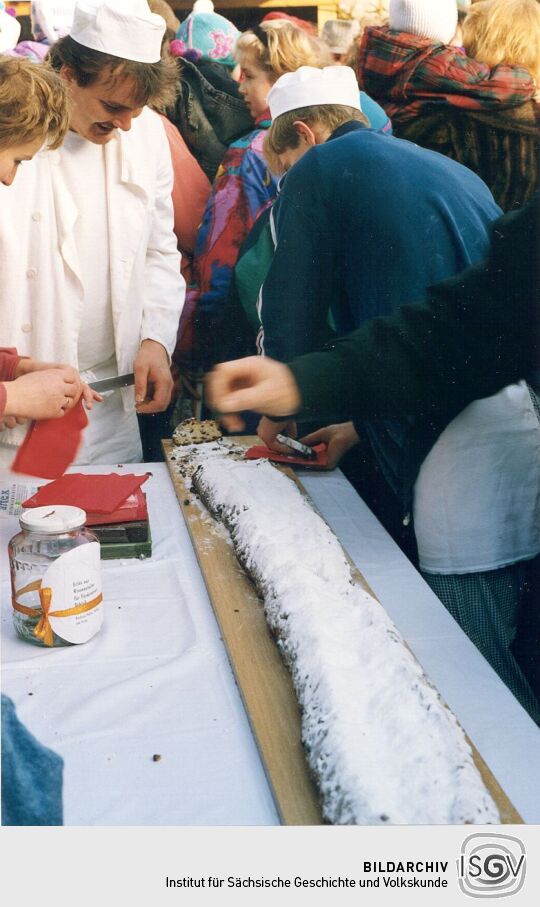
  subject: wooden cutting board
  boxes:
[162,439,521,826]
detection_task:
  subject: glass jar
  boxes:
[9,506,103,648]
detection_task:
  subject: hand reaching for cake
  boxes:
[206,356,301,431]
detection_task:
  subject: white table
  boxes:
[2,463,539,825]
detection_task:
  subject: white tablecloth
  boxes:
[1,463,539,825]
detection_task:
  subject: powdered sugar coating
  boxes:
[179,448,500,825]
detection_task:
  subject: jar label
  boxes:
[43,542,103,644]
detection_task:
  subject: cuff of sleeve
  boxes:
[140,337,173,367]
[0,348,24,382]
[5,356,26,381]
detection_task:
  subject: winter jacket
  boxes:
[213,102,394,368]
[186,119,278,369]
[259,121,499,359]
[168,57,255,183]
[356,26,536,127]
[396,102,540,212]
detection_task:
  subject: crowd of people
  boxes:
[0,0,539,823]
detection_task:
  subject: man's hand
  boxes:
[3,369,89,421]
[206,356,301,432]
[134,340,173,414]
[300,422,360,469]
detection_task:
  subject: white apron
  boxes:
[413,382,540,574]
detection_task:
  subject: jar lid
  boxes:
[20,505,87,533]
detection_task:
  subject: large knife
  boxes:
[89,373,135,394]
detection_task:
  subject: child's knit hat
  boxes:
[389,0,458,45]
[171,11,240,68]
[321,19,361,55]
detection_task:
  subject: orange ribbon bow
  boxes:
[13,579,102,647]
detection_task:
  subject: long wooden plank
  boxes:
[163,439,521,825]
[163,439,322,825]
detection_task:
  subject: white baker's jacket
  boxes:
[0,107,184,446]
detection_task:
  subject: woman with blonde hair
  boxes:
[0,54,69,183]
[185,20,329,368]
[461,0,540,208]
[463,0,540,88]
[0,56,98,432]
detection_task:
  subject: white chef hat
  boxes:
[0,6,21,52]
[268,65,361,121]
[70,0,166,64]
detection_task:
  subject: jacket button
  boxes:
[32,212,41,222]
[21,323,32,333]
[26,268,38,279]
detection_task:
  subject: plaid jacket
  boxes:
[357,27,536,126]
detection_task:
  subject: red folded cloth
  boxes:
[244,443,328,469]
[22,473,150,524]
[11,400,88,480]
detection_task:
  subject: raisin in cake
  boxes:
[172,418,222,446]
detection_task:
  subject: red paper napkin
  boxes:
[22,473,150,515]
[244,443,328,469]
[11,400,88,480]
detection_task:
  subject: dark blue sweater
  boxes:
[259,121,501,362]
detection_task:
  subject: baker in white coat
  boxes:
[0,0,185,465]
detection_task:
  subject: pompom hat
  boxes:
[389,0,458,45]
[171,11,240,68]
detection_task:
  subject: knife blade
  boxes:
[275,433,317,460]
[89,373,135,393]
